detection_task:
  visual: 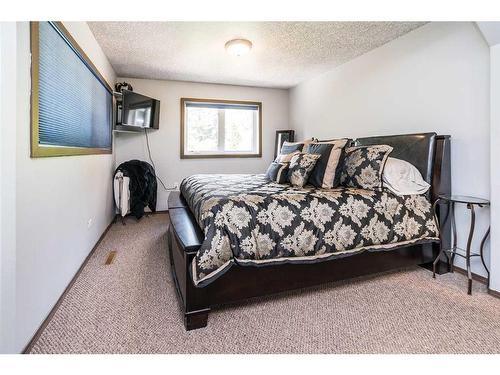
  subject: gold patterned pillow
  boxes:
[287,153,321,188]
[340,145,393,190]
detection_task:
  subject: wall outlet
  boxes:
[87,218,93,229]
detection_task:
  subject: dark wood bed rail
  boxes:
[167,134,451,330]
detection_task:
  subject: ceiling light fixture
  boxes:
[225,39,252,57]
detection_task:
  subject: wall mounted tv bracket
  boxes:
[115,81,133,93]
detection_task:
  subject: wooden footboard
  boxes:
[168,202,210,330]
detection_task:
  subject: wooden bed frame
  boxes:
[167,133,451,330]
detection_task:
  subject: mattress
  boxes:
[180,174,439,287]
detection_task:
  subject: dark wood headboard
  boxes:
[431,135,451,202]
[353,132,451,203]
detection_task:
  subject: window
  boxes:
[181,98,262,158]
[30,21,113,157]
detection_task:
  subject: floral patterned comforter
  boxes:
[180,174,439,287]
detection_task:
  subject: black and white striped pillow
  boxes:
[265,162,289,184]
[275,150,300,163]
[275,139,315,163]
[305,139,349,189]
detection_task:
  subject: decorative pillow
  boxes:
[275,150,300,163]
[275,138,315,162]
[287,153,321,188]
[382,157,430,196]
[340,145,393,190]
[265,162,290,184]
[305,138,349,189]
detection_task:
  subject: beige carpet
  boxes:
[30,213,500,354]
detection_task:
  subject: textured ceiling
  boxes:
[88,22,426,89]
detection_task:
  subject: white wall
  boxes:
[289,22,491,279]
[115,78,289,211]
[489,44,500,292]
[8,22,116,353]
[0,22,18,354]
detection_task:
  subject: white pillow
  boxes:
[382,157,430,196]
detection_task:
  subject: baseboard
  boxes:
[22,218,115,354]
[452,265,500,299]
[488,288,500,298]
[114,209,168,220]
[452,266,489,285]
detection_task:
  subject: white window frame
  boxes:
[180,98,262,159]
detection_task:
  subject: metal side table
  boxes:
[432,195,490,295]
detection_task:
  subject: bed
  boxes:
[167,133,451,330]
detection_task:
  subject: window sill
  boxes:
[180,153,262,159]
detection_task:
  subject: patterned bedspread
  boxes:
[180,174,439,287]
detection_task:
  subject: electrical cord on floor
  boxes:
[144,128,170,191]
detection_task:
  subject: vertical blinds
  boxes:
[38,22,112,149]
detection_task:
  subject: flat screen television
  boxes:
[115,90,160,131]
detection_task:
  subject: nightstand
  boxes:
[432,195,490,295]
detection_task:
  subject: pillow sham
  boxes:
[275,138,315,162]
[265,162,290,184]
[382,157,430,196]
[287,153,321,188]
[305,138,349,189]
[340,144,393,191]
[275,150,300,163]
